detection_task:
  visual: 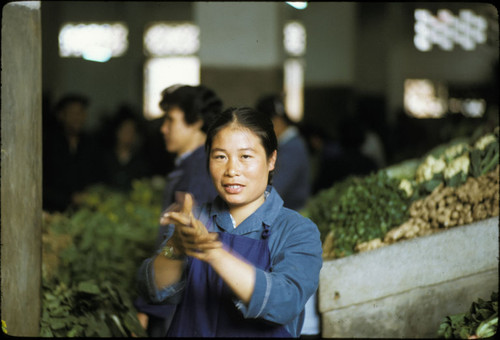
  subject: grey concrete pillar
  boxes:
[1,1,42,336]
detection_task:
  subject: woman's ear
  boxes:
[268,150,277,171]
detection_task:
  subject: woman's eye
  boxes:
[214,154,226,160]
[242,154,252,159]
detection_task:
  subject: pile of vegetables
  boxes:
[40,178,163,337]
[382,164,499,245]
[437,291,498,339]
[302,171,413,258]
[413,127,499,195]
[304,126,499,259]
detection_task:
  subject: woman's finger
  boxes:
[194,241,223,250]
[161,211,191,226]
[179,192,194,216]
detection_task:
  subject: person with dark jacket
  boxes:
[99,105,153,192]
[255,94,311,211]
[134,84,223,337]
[256,94,320,337]
[43,94,102,212]
[313,114,378,193]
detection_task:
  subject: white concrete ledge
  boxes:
[319,217,499,338]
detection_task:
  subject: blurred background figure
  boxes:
[313,114,378,193]
[256,93,311,211]
[142,117,176,180]
[355,96,388,170]
[135,84,223,337]
[42,93,102,212]
[300,123,343,196]
[98,104,153,192]
[256,93,319,338]
[158,84,223,213]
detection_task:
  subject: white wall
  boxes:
[195,2,282,68]
[301,2,357,86]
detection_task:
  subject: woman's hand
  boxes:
[161,193,255,303]
[161,193,222,261]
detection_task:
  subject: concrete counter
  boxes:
[319,217,499,338]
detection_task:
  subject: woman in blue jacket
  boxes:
[135,84,223,336]
[137,107,322,337]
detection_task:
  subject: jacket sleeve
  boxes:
[136,236,187,305]
[235,217,323,325]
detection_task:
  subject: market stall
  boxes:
[38,127,499,337]
[302,127,499,338]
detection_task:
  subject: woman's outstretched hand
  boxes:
[160,193,222,261]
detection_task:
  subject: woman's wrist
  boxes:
[204,247,226,264]
[161,241,186,260]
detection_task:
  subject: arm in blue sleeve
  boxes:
[136,236,188,305]
[235,218,323,325]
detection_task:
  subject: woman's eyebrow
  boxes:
[238,147,255,152]
[211,147,255,152]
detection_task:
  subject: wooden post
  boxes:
[1,1,42,336]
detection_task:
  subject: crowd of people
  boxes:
[42,85,387,338]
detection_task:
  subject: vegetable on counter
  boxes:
[302,171,413,259]
[305,127,499,258]
[355,164,499,250]
[40,178,164,337]
[437,291,498,339]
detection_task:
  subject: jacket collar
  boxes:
[210,186,284,235]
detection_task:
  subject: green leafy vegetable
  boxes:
[302,171,412,258]
[437,291,498,339]
[40,178,163,337]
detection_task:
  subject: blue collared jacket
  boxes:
[136,186,323,337]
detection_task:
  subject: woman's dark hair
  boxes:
[205,107,278,185]
[159,84,223,133]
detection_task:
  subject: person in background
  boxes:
[255,94,311,211]
[136,107,322,337]
[99,104,152,192]
[256,94,320,337]
[158,84,223,214]
[314,114,378,193]
[42,93,102,212]
[134,84,223,337]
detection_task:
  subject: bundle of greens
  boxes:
[414,127,499,195]
[302,171,412,258]
[470,127,499,178]
[437,291,498,339]
[40,178,163,337]
[415,139,471,192]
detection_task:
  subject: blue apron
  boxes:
[166,223,291,337]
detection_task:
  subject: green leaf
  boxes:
[67,324,84,337]
[50,318,67,330]
[40,325,53,337]
[123,311,147,337]
[424,178,442,192]
[77,281,101,295]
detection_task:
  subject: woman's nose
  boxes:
[225,159,240,176]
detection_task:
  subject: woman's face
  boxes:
[209,125,276,212]
[160,106,201,155]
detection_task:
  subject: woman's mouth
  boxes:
[223,184,244,194]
